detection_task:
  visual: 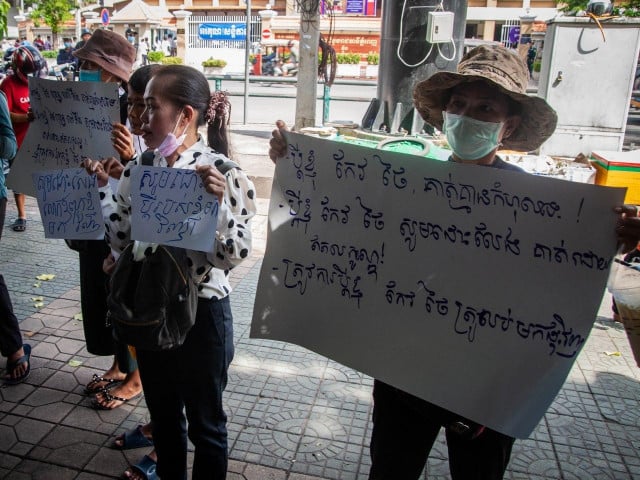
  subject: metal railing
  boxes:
[208,74,377,124]
[208,74,640,125]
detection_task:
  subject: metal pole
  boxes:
[244,0,251,125]
[323,84,330,124]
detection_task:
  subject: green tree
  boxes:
[0,0,11,39]
[26,0,76,45]
[558,0,640,15]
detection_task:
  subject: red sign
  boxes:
[261,28,272,40]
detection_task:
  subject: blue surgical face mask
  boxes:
[79,68,102,82]
[64,42,71,48]
[443,112,504,162]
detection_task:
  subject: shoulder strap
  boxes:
[141,151,155,166]
[215,159,240,175]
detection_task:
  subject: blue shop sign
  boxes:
[198,23,247,41]
[345,0,365,14]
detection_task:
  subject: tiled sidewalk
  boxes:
[2,184,640,478]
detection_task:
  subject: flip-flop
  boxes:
[112,424,154,450]
[84,373,122,394]
[3,344,31,385]
[124,454,157,480]
[92,388,142,410]
[11,218,26,232]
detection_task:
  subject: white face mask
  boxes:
[443,112,504,162]
[156,111,187,158]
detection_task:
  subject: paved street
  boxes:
[1,124,640,479]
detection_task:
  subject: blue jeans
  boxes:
[137,296,234,480]
[369,380,514,480]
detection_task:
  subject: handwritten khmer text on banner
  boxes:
[32,168,105,240]
[130,165,219,252]
[7,77,119,197]
[251,132,626,439]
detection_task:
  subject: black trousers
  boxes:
[0,198,22,358]
[369,380,515,480]
[137,296,234,480]
[78,239,113,356]
[0,273,22,358]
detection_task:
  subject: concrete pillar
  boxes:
[483,20,496,40]
[173,8,192,61]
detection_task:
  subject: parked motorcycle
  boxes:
[49,63,75,81]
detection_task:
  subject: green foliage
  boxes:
[27,0,74,35]
[42,50,57,59]
[613,0,640,16]
[557,0,588,14]
[559,0,640,15]
[201,58,227,68]
[533,60,541,72]
[336,53,360,64]
[366,53,379,65]
[161,56,183,65]
[0,0,10,39]
[147,50,165,63]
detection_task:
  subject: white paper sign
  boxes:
[7,77,119,197]
[32,168,105,239]
[129,165,219,252]
[251,132,626,439]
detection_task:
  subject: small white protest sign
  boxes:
[251,132,626,439]
[32,168,105,240]
[129,165,219,252]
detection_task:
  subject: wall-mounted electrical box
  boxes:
[426,11,454,44]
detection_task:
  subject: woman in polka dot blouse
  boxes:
[85,65,256,479]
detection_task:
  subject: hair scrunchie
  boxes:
[205,90,231,126]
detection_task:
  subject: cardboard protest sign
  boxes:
[32,168,104,240]
[251,132,626,439]
[130,165,219,252]
[7,77,119,197]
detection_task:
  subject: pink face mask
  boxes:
[156,111,187,158]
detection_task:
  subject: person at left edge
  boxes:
[70,30,137,397]
[0,89,31,385]
[1,45,46,233]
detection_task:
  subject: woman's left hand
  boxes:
[196,164,225,204]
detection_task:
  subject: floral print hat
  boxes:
[413,44,558,152]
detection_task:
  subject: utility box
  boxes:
[538,17,640,157]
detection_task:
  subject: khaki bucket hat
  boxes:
[413,44,557,152]
[73,29,135,82]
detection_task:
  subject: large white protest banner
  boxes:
[32,168,104,240]
[7,77,119,197]
[130,166,219,252]
[251,132,626,439]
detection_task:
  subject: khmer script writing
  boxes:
[251,132,625,439]
[130,165,219,252]
[7,77,120,197]
[32,168,104,240]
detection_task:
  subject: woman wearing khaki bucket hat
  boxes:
[264,44,558,478]
[367,44,560,480]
